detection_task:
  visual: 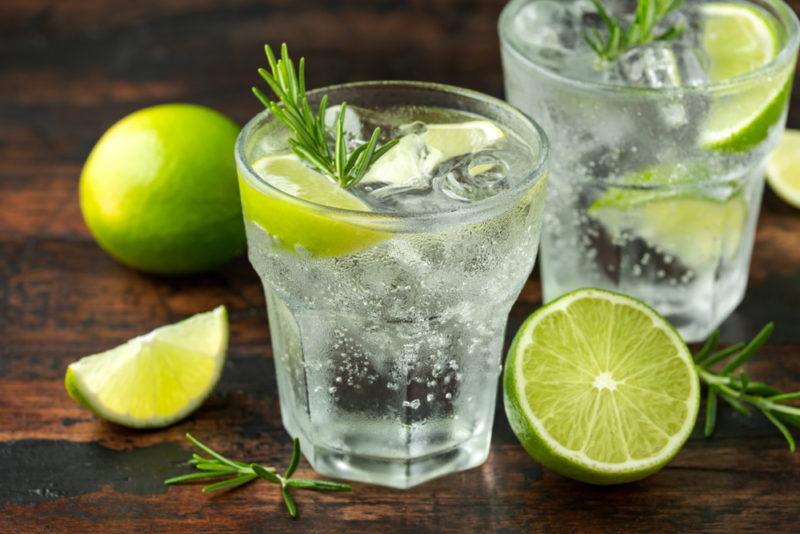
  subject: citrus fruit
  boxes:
[239,153,387,257]
[700,2,791,151]
[80,104,245,274]
[766,129,800,208]
[589,164,747,271]
[504,288,700,484]
[65,306,228,429]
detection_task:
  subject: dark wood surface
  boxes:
[2,1,800,532]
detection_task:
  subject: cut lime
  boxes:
[700,2,791,151]
[239,153,387,257]
[767,129,800,208]
[361,120,505,186]
[65,307,228,429]
[589,164,748,271]
[504,289,700,485]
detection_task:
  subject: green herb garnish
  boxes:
[695,323,800,451]
[165,433,351,519]
[252,44,398,189]
[585,0,687,62]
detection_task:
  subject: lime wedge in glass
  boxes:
[767,129,800,208]
[361,120,505,186]
[65,307,228,429]
[239,153,387,257]
[504,289,700,484]
[589,164,747,271]
[700,2,791,151]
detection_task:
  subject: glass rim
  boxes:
[498,0,800,95]
[235,80,549,227]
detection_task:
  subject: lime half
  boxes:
[700,2,791,151]
[767,129,800,208]
[239,153,386,257]
[504,289,700,484]
[65,307,228,428]
[361,120,505,186]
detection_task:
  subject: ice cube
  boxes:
[325,104,364,149]
[437,151,511,202]
[618,44,683,88]
[617,43,690,127]
[512,0,579,59]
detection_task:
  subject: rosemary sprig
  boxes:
[695,323,800,452]
[165,433,351,518]
[252,43,398,189]
[585,0,687,62]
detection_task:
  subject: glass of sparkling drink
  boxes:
[235,81,549,488]
[499,0,799,341]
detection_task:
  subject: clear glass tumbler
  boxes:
[499,0,800,342]
[235,81,549,488]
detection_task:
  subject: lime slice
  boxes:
[591,196,747,271]
[239,153,387,257]
[589,164,748,271]
[767,129,800,208]
[504,289,700,484]
[700,2,791,151]
[65,307,228,429]
[361,120,505,185]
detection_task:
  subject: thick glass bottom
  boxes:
[281,411,492,489]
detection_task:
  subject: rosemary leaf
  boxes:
[282,486,297,518]
[164,471,236,485]
[253,43,396,188]
[700,342,746,368]
[763,410,796,452]
[704,389,718,438]
[769,392,800,403]
[721,323,774,374]
[286,479,353,492]
[166,434,352,518]
[285,438,301,479]
[694,330,719,364]
[202,473,259,493]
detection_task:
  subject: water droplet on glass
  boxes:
[403,399,421,410]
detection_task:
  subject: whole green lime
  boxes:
[80,104,245,275]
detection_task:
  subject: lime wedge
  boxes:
[239,154,387,257]
[504,289,700,484]
[65,307,228,429]
[589,164,748,271]
[361,120,505,186]
[767,129,800,208]
[700,2,791,151]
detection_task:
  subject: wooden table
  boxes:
[2,1,800,531]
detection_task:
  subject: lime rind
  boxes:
[240,154,387,257]
[504,288,700,484]
[65,306,228,429]
[588,163,748,271]
[766,129,800,208]
[700,2,791,152]
[701,69,794,152]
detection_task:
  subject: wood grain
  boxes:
[2,1,800,532]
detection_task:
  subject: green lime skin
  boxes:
[503,288,700,485]
[80,104,245,275]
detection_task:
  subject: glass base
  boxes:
[283,415,491,489]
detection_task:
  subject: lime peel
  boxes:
[767,129,800,208]
[240,154,387,257]
[504,288,700,484]
[65,306,228,429]
[700,2,790,152]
